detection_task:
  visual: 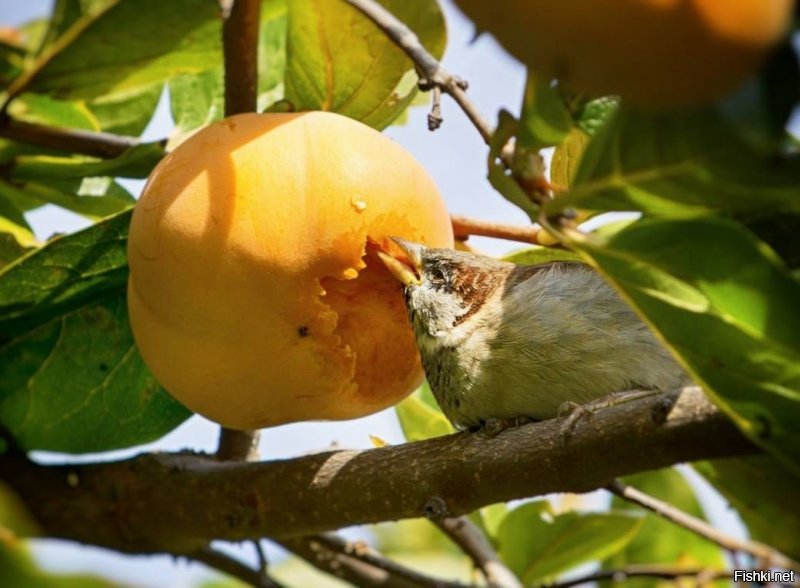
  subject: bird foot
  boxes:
[474,416,535,439]
[558,390,661,446]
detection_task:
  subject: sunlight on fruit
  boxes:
[455,0,792,108]
[127,112,453,429]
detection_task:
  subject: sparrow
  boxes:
[378,238,688,430]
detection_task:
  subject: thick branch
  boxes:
[0,118,143,159]
[0,387,756,555]
[223,0,260,116]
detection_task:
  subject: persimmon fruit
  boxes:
[127,112,453,429]
[455,0,792,108]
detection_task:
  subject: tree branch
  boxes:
[435,517,521,588]
[606,479,798,570]
[343,0,493,144]
[0,387,756,555]
[280,533,468,588]
[223,0,260,116]
[451,215,560,247]
[189,546,284,588]
[538,565,733,588]
[0,118,144,159]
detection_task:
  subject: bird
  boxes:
[378,238,688,430]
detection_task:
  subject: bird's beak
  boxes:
[377,237,426,287]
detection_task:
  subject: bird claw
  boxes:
[474,416,534,439]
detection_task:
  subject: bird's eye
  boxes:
[429,268,446,283]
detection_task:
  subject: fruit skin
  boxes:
[127,112,453,430]
[455,0,792,109]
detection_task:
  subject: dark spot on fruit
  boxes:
[298,326,309,337]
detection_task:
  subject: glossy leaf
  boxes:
[562,217,800,471]
[285,0,446,129]
[517,73,572,150]
[0,210,130,337]
[695,457,800,560]
[9,92,98,130]
[27,0,221,100]
[550,127,589,190]
[169,68,224,139]
[20,178,134,220]
[10,141,165,180]
[395,381,454,442]
[503,245,581,266]
[87,82,163,136]
[498,501,643,584]
[488,111,539,222]
[0,290,189,453]
[547,108,800,217]
[604,469,724,584]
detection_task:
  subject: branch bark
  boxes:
[0,387,755,555]
[0,118,144,159]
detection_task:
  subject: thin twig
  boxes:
[190,546,284,588]
[281,533,469,588]
[538,565,733,588]
[0,118,143,158]
[215,0,263,463]
[436,517,521,588]
[344,0,492,143]
[606,480,798,570]
[451,214,559,246]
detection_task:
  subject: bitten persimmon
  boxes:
[455,0,792,108]
[127,112,453,429]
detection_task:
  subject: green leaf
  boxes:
[497,501,644,584]
[695,457,800,561]
[562,217,800,471]
[605,469,725,584]
[87,82,163,136]
[502,245,581,265]
[547,108,800,217]
[27,0,221,101]
[550,127,589,190]
[0,210,189,452]
[395,381,454,442]
[21,177,135,220]
[257,0,289,110]
[169,68,224,138]
[285,0,446,130]
[487,110,539,222]
[10,141,165,180]
[0,181,38,263]
[0,210,129,336]
[0,290,190,453]
[8,92,99,130]
[517,73,571,151]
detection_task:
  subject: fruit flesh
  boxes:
[128,112,453,429]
